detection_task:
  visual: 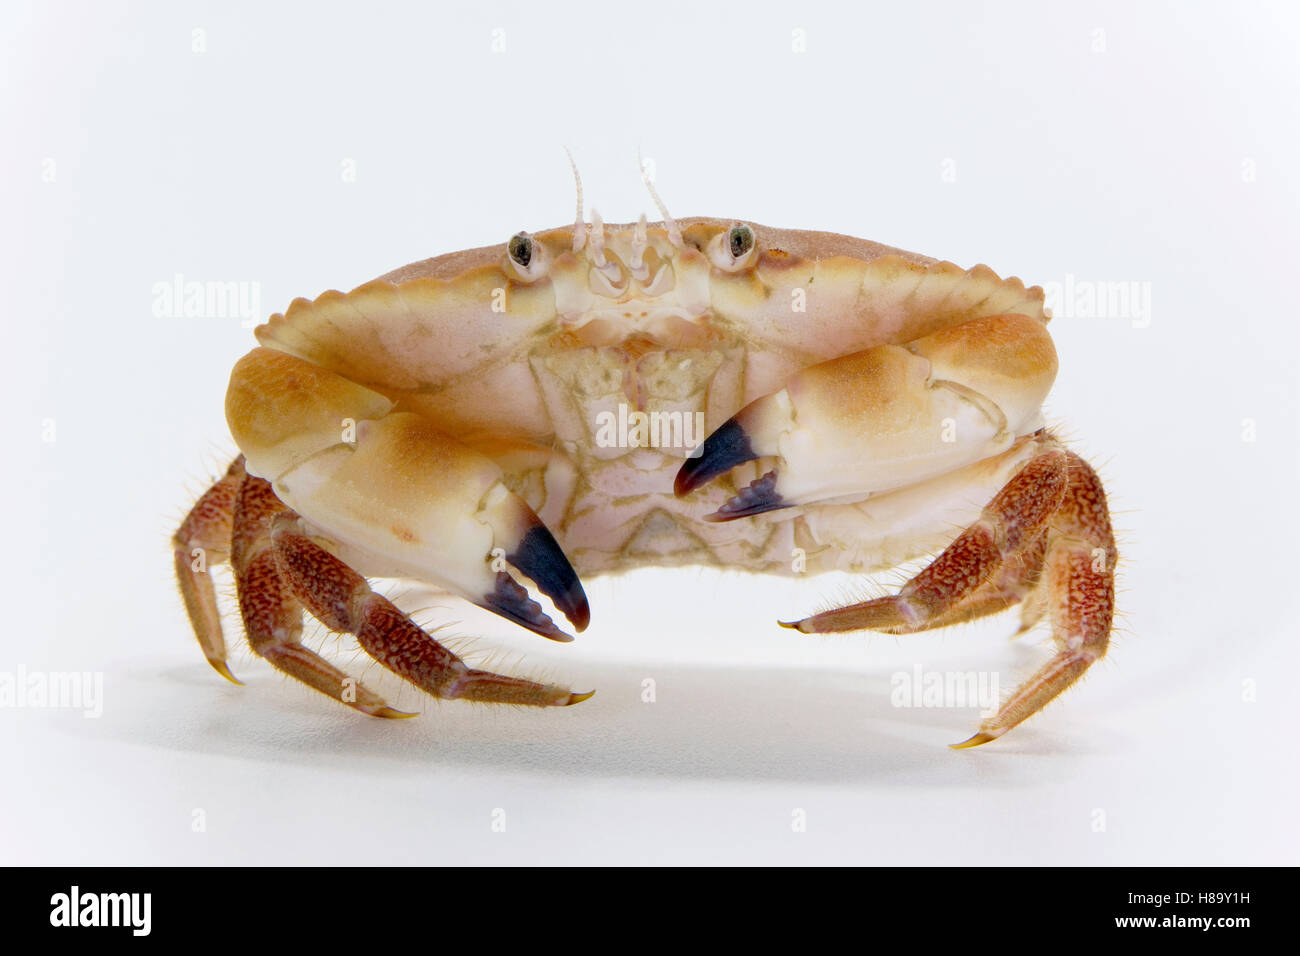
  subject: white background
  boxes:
[3,0,1297,865]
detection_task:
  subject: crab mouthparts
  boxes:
[564,312,717,350]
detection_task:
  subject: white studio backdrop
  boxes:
[2,0,1297,864]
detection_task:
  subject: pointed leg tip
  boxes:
[780,598,910,635]
[565,690,596,706]
[370,705,419,719]
[950,731,999,750]
[777,618,808,632]
[207,658,242,685]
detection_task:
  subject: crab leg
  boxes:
[787,446,1116,746]
[675,309,1115,746]
[231,470,408,717]
[952,452,1116,747]
[782,449,1067,633]
[878,530,1050,636]
[173,456,246,682]
[269,512,592,708]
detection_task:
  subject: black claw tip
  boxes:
[705,470,788,522]
[479,572,575,642]
[507,524,590,632]
[674,417,759,497]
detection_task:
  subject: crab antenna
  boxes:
[565,146,586,252]
[588,208,607,266]
[638,148,683,248]
[629,212,648,271]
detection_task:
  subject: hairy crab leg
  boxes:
[952,452,1116,747]
[785,445,1116,747]
[782,448,1068,633]
[231,471,409,717]
[269,513,593,708]
[872,530,1049,636]
[673,308,1113,746]
[173,455,246,683]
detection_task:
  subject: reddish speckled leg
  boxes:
[874,530,1050,636]
[784,442,1117,747]
[230,472,408,717]
[269,513,592,707]
[173,456,246,682]
[178,459,591,714]
[784,449,1069,634]
[952,452,1117,747]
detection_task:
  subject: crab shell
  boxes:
[224,218,1057,635]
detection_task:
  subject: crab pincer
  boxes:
[226,348,589,641]
[677,314,1058,521]
[477,501,590,641]
[189,346,597,714]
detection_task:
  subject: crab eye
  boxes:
[709,223,758,272]
[504,231,549,282]
[508,233,533,268]
[729,224,754,259]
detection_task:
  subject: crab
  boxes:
[173,171,1117,748]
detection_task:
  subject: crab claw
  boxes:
[481,571,579,642]
[675,315,1058,519]
[475,484,591,637]
[290,416,590,639]
[226,349,589,640]
[673,417,760,498]
[674,393,792,521]
[302,416,590,640]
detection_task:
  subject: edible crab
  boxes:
[173,173,1117,747]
